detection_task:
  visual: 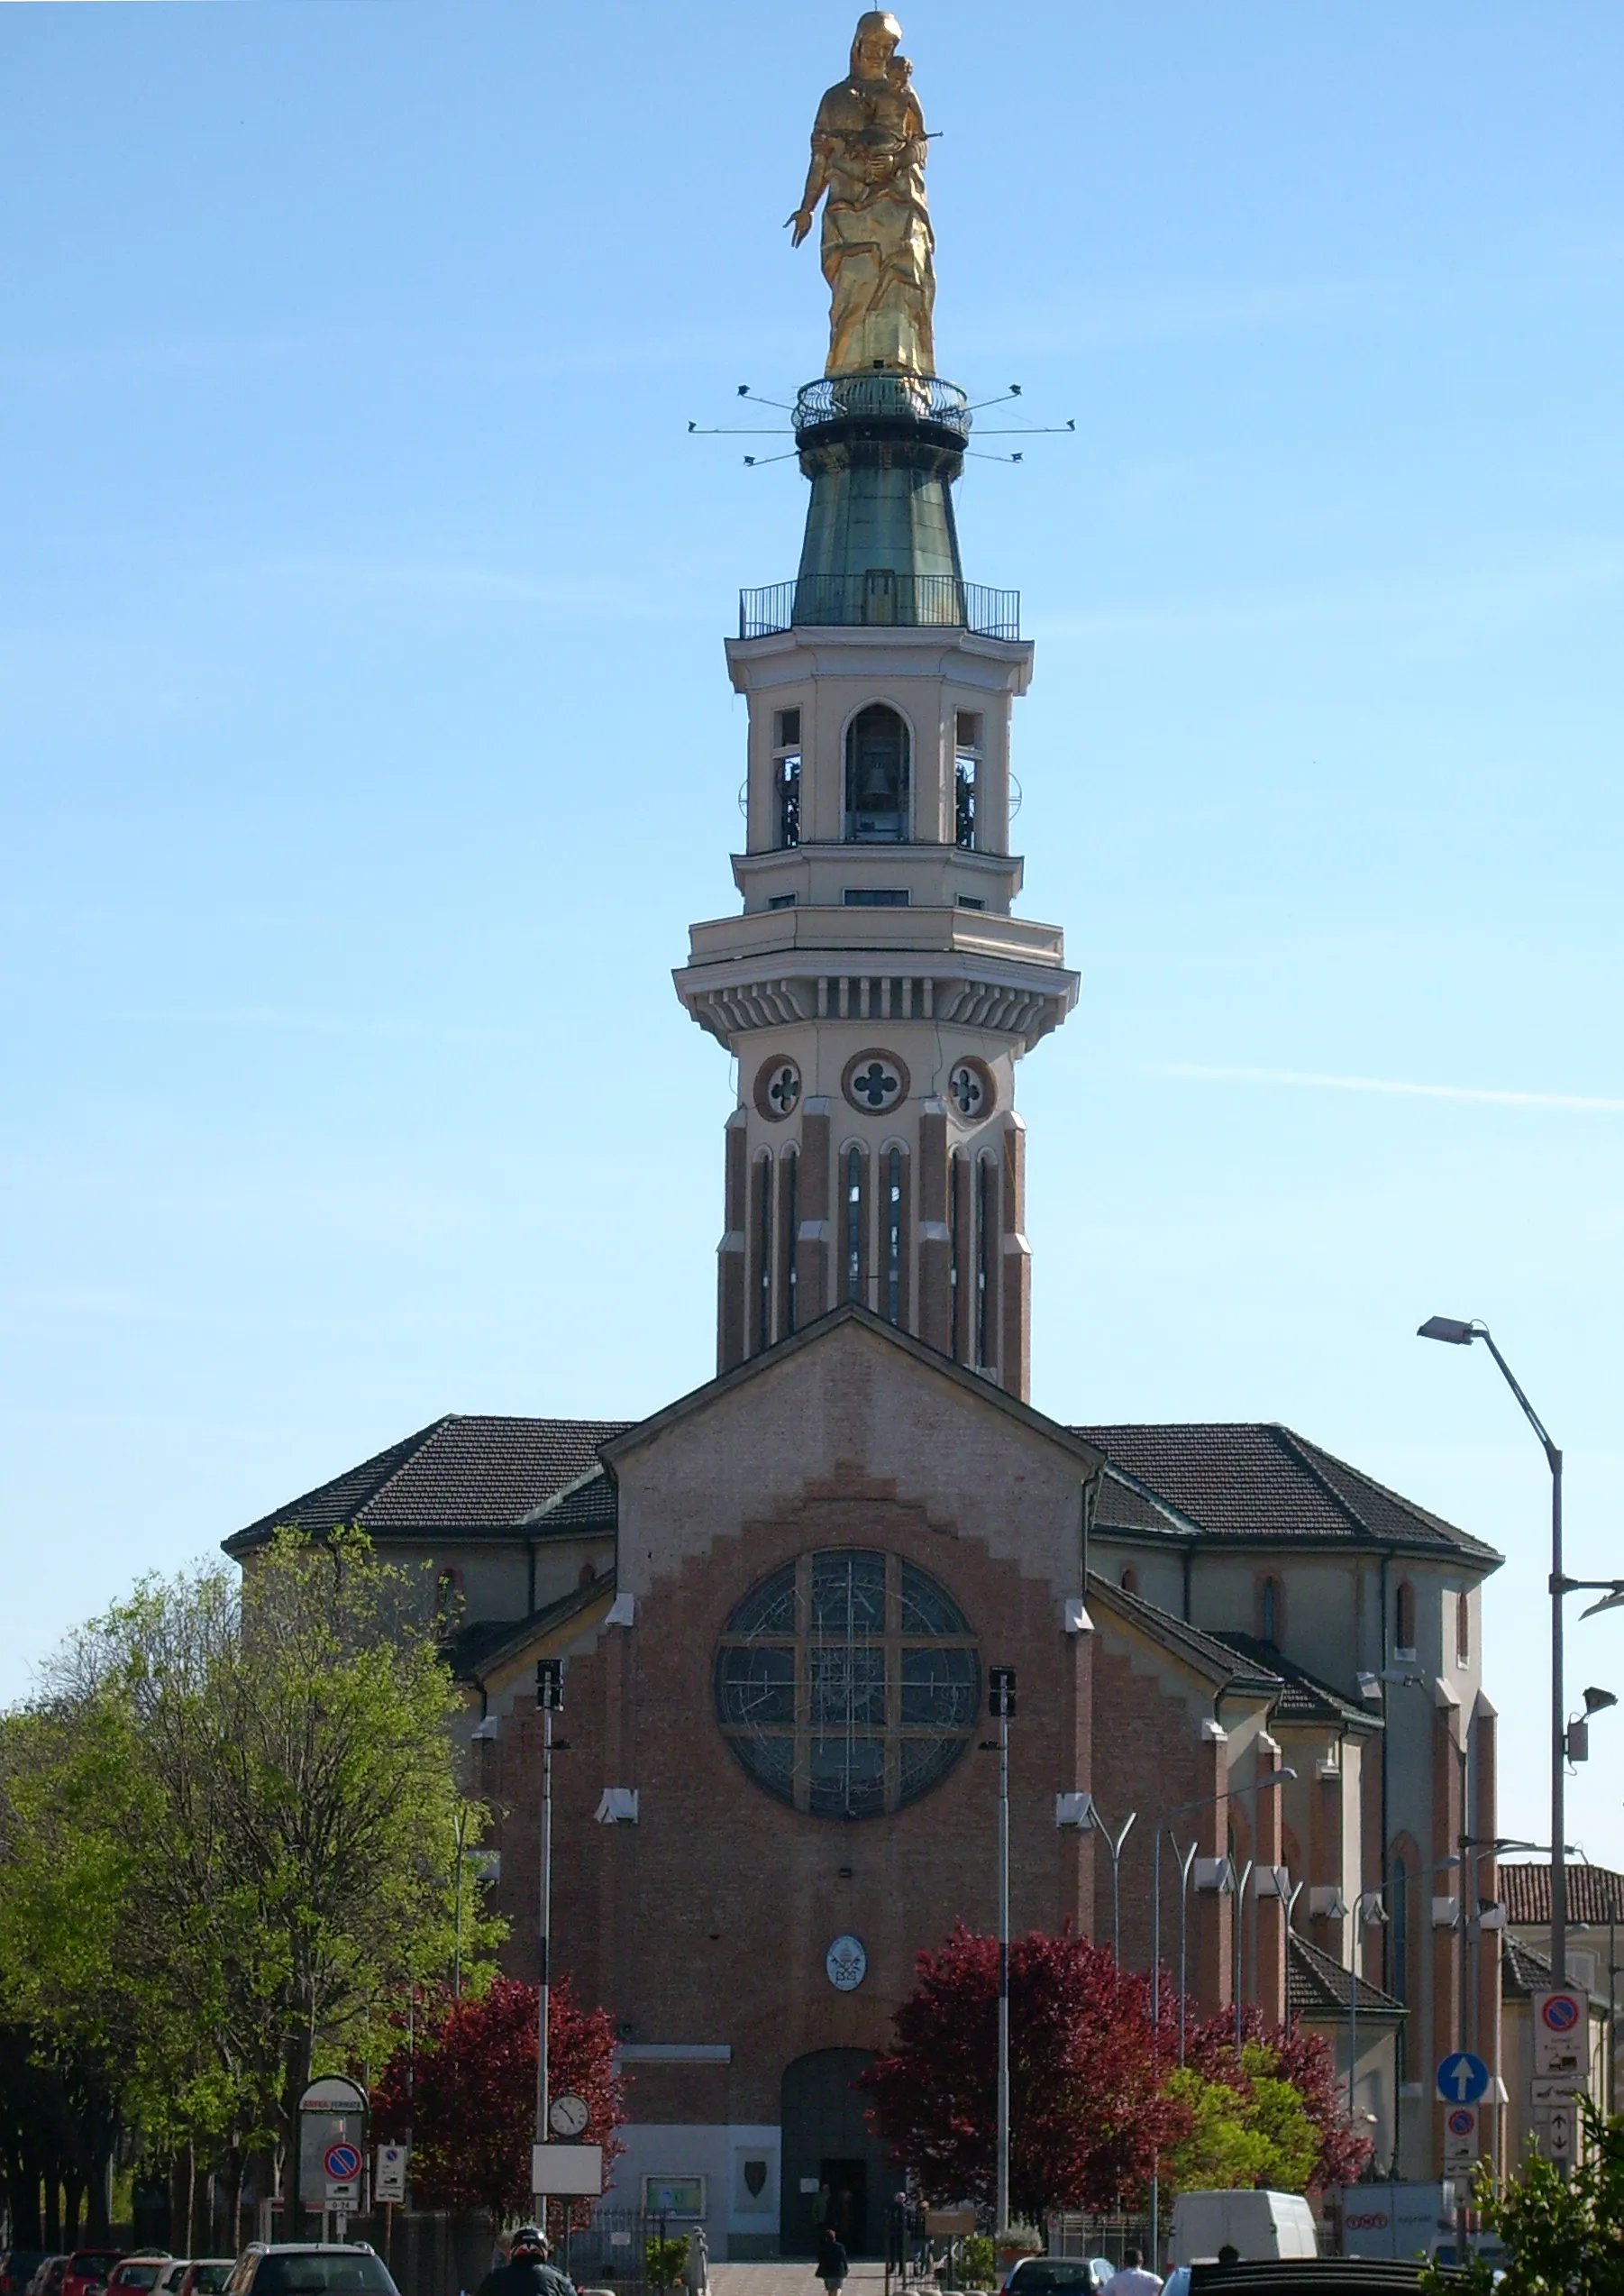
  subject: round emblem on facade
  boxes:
[841,1047,909,1114]
[754,1055,802,1121]
[826,1934,868,1991]
[947,1057,995,1121]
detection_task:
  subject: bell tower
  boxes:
[673,17,1076,1401]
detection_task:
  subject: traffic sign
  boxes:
[1533,1989,1586,2078]
[1436,2051,1490,2103]
[324,2142,361,2182]
[1443,2105,1478,2163]
[1537,2101,1575,2162]
[375,2145,408,2204]
[1531,2078,1578,2107]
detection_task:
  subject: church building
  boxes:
[225,14,1506,2252]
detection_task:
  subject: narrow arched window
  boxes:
[885,1146,902,1325]
[756,1154,773,1353]
[954,710,981,850]
[773,708,801,850]
[1455,1588,1470,1665]
[1119,1566,1138,1596]
[1260,1574,1283,1645]
[1395,1579,1416,1653]
[845,704,909,842]
[844,1145,865,1304]
[974,1155,994,1368]
[780,1148,799,1337]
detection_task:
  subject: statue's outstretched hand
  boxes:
[786,208,814,247]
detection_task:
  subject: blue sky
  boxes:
[3,3,1621,1871]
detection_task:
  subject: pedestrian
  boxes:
[1102,2250,1162,2296]
[683,2227,710,2296]
[474,2226,576,2296]
[817,2224,849,2296]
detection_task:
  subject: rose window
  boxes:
[842,1049,907,1114]
[949,1059,991,1119]
[755,1057,802,1121]
[715,1549,980,1818]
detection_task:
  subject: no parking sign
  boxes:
[1533,1988,1585,2078]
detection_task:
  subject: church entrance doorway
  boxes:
[780,2048,889,2258]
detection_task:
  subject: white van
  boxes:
[1169,2190,1318,2264]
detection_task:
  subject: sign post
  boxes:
[297,2075,369,2241]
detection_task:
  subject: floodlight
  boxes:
[1418,1315,1477,1345]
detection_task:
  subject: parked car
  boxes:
[24,2259,68,2296]
[223,2249,399,2296]
[2,2255,50,2296]
[999,2262,1114,2296]
[62,2252,126,2296]
[1163,2273,1191,2296]
[106,2262,172,2296]
[177,2266,234,2296]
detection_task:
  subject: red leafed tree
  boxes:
[859,1923,1186,2220]
[1185,2005,1372,2191]
[372,1974,625,2220]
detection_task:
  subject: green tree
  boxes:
[0,1532,496,2236]
[1158,2044,1322,2199]
[1421,2096,1624,2295]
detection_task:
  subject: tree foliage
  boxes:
[372,1974,625,2221]
[860,1923,1185,2218]
[1420,2097,1624,2296]
[0,1532,498,2218]
[1159,2044,1320,2198]
[1185,2008,1371,2192]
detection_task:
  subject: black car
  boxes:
[1189,2265,1467,2293]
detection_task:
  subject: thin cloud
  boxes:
[1148,1063,1624,1114]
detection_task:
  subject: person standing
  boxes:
[683,2227,710,2296]
[1103,2250,1162,2296]
[817,2224,849,2296]
[473,2227,576,2296]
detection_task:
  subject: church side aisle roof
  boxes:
[222,1372,1496,1573]
[1087,1570,1283,1695]
[1288,1931,1405,2020]
[224,1412,633,1555]
[1080,1421,1499,1566]
[1206,1631,1382,1733]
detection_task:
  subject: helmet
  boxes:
[509,2228,548,2256]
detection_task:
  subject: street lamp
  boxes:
[988,1664,1017,2242]
[534,1656,565,2219]
[1147,1768,1295,2266]
[1418,1317,1571,1982]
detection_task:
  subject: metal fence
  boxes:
[1046,2213,1156,2271]
[739,575,1021,641]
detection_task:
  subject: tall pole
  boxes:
[1175,1840,1199,2064]
[989,1667,1015,2238]
[998,1697,1010,2237]
[1419,1321,1565,1985]
[1550,1449,1566,1986]
[536,1657,564,2225]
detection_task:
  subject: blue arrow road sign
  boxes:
[1436,2051,1490,2103]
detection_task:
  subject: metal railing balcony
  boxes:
[739,572,1020,642]
[793,371,972,444]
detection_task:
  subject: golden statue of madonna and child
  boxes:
[788,11,937,380]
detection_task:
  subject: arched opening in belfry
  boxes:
[844,704,909,841]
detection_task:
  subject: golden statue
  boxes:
[788,11,936,378]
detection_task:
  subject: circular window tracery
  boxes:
[842,1047,909,1115]
[715,1549,980,1819]
[754,1055,802,1121]
[948,1057,995,1121]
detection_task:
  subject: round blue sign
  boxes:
[1436,2051,1489,2103]
[324,2143,361,2181]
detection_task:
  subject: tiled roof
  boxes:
[226,1413,632,1554]
[1089,1575,1283,1694]
[1209,1633,1381,1733]
[446,1572,616,1683]
[1288,1932,1404,2019]
[528,1467,618,1532]
[1077,1422,1499,1565]
[1501,1862,1624,1926]
[1501,1931,1557,1999]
